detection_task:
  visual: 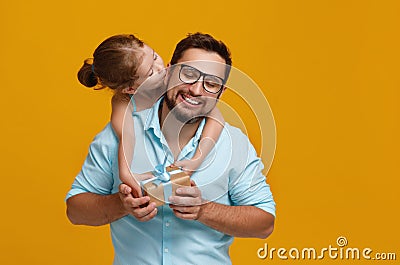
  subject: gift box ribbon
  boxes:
[140,166,183,204]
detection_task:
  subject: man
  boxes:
[66,33,275,265]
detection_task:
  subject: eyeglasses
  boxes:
[178,64,225,94]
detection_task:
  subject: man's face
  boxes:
[165,48,227,124]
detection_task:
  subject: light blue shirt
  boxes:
[66,98,275,265]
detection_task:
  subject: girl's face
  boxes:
[132,44,165,93]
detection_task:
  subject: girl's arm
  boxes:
[174,107,225,175]
[111,94,141,197]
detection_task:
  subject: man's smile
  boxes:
[180,93,201,106]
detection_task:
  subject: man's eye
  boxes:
[183,69,197,77]
[184,72,194,77]
[149,69,154,76]
[205,81,218,88]
[184,73,197,80]
[153,53,158,60]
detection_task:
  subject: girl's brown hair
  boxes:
[78,34,144,91]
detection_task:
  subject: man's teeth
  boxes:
[183,95,199,105]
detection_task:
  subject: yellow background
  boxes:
[1,0,399,264]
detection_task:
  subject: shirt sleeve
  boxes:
[228,131,276,217]
[65,124,117,200]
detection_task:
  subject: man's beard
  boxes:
[164,91,216,124]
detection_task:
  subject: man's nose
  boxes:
[188,78,204,96]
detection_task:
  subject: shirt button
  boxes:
[165,222,170,227]
[164,248,169,253]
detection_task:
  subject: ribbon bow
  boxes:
[153,155,171,182]
[141,155,174,204]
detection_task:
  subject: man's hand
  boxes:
[169,180,203,220]
[168,180,274,238]
[119,183,158,222]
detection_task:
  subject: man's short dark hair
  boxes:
[170,32,232,81]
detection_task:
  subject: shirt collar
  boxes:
[144,98,162,133]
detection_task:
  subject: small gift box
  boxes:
[140,165,190,207]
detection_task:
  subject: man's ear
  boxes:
[122,86,137,94]
[217,86,227,99]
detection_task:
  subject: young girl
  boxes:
[77,34,224,197]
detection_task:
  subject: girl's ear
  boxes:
[166,63,171,76]
[164,63,171,86]
[122,86,137,94]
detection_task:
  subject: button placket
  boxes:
[162,206,172,264]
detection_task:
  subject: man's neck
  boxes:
[159,100,202,159]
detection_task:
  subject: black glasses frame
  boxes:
[178,64,225,94]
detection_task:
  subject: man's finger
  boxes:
[172,210,198,220]
[132,202,156,218]
[119,183,132,195]
[175,186,200,197]
[169,195,201,206]
[125,196,150,208]
[137,208,158,222]
[169,205,200,214]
